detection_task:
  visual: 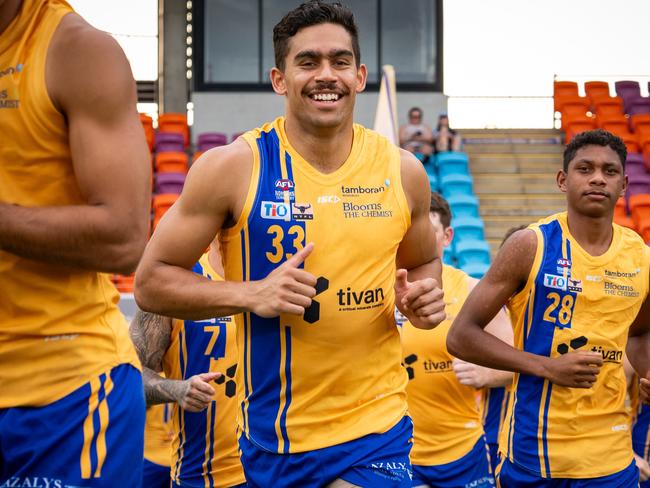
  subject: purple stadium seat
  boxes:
[197,132,228,152]
[626,153,646,176]
[615,81,641,113]
[628,97,650,117]
[626,174,650,198]
[155,172,186,194]
[155,132,185,153]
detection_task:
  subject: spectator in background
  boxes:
[400,107,435,161]
[434,113,462,153]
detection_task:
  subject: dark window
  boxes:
[194,0,442,91]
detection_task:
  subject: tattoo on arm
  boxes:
[129,309,172,371]
[142,367,188,406]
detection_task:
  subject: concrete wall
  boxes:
[191,91,447,140]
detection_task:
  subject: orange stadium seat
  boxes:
[556,95,590,118]
[139,113,154,152]
[554,81,579,99]
[114,274,135,293]
[620,133,640,153]
[631,114,650,133]
[592,96,624,117]
[597,113,629,135]
[153,193,179,228]
[584,81,610,102]
[158,113,189,147]
[562,114,596,143]
[630,195,650,241]
[637,127,650,169]
[154,152,188,174]
[614,197,635,230]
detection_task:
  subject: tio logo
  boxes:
[544,273,567,291]
[260,201,290,221]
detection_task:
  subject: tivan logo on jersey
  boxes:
[260,201,291,221]
[590,345,623,363]
[292,202,313,220]
[556,258,571,275]
[337,286,385,311]
[544,273,566,291]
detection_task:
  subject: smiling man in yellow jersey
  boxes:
[0,0,150,486]
[135,2,446,486]
[130,243,247,488]
[448,129,650,487]
[401,193,513,488]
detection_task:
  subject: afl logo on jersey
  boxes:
[275,179,294,191]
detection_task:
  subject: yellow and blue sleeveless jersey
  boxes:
[401,264,485,465]
[482,387,509,448]
[0,0,140,407]
[501,211,650,478]
[219,117,411,453]
[162,254,245,488]
[144,402,174,467]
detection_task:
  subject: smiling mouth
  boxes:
[309,93,341,102]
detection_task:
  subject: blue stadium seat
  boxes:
[452,216,485,241]
[440,174,473,198]
[428,173,438,192]
[461,261,490,279]
[447,194,480,219]
[455,239,491,268]
[442,250,456,267]
[436,152,470,179]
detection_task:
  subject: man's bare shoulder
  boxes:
[47,13,134,112]
[488,228,537,285]
[192,138,254,179]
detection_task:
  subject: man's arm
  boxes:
[627,284,650,400]
[129,310,219,412]
[0,15,150,274]
[452,278,514,388]
[134,142,317,320]
[447,229,603,388]
[394,149,445,330]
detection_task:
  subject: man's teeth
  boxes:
[312,93,339,101]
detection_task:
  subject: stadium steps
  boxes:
[459,128,564,257]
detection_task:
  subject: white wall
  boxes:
[192,91,447,139]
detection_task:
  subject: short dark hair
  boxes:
[429,192,451,229]
[409,107,422,117]
[563,129,627,172]
[273,1,360,71]
[500,224,528,248]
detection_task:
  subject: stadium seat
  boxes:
[428,173,438,192]
[615,81,641,111]
[154,152,188,174]
[597,113,629,136]
[626,174,650,198]
[447,194,480,218]
[631,114,650,133]
[592,96,624,117]
[553,81,578,104]
[626,153,645,176]
[628,97,650,117]
[197,132,228,152]
[556,95,590,118]
[440,174,473,198]
[193,150,204,162]
[158,113,189,147]
[460,261,490,279]
[614,196,635,230]
[154,132,185,153]
[114,274,135,293]
[442,250,456,267]
[584,81,610,102]
[637,127,650,170]
[139,113,154,152]
[452,216,485,241]
[562,115,596,143]
[436,152,470,178]
[153,193,180,228]
[629,194,650,226]
[155,172,186,194]
[455,239,491,268]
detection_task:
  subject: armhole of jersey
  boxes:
[393,145,413,231]
[161,318,183,377]
[220,132,260,241]
[510,226,543,305]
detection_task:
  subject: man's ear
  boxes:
[270,67,287,95]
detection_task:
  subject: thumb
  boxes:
[395,269,409,292]
[198,371,222,383]
[284,242,314,268]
